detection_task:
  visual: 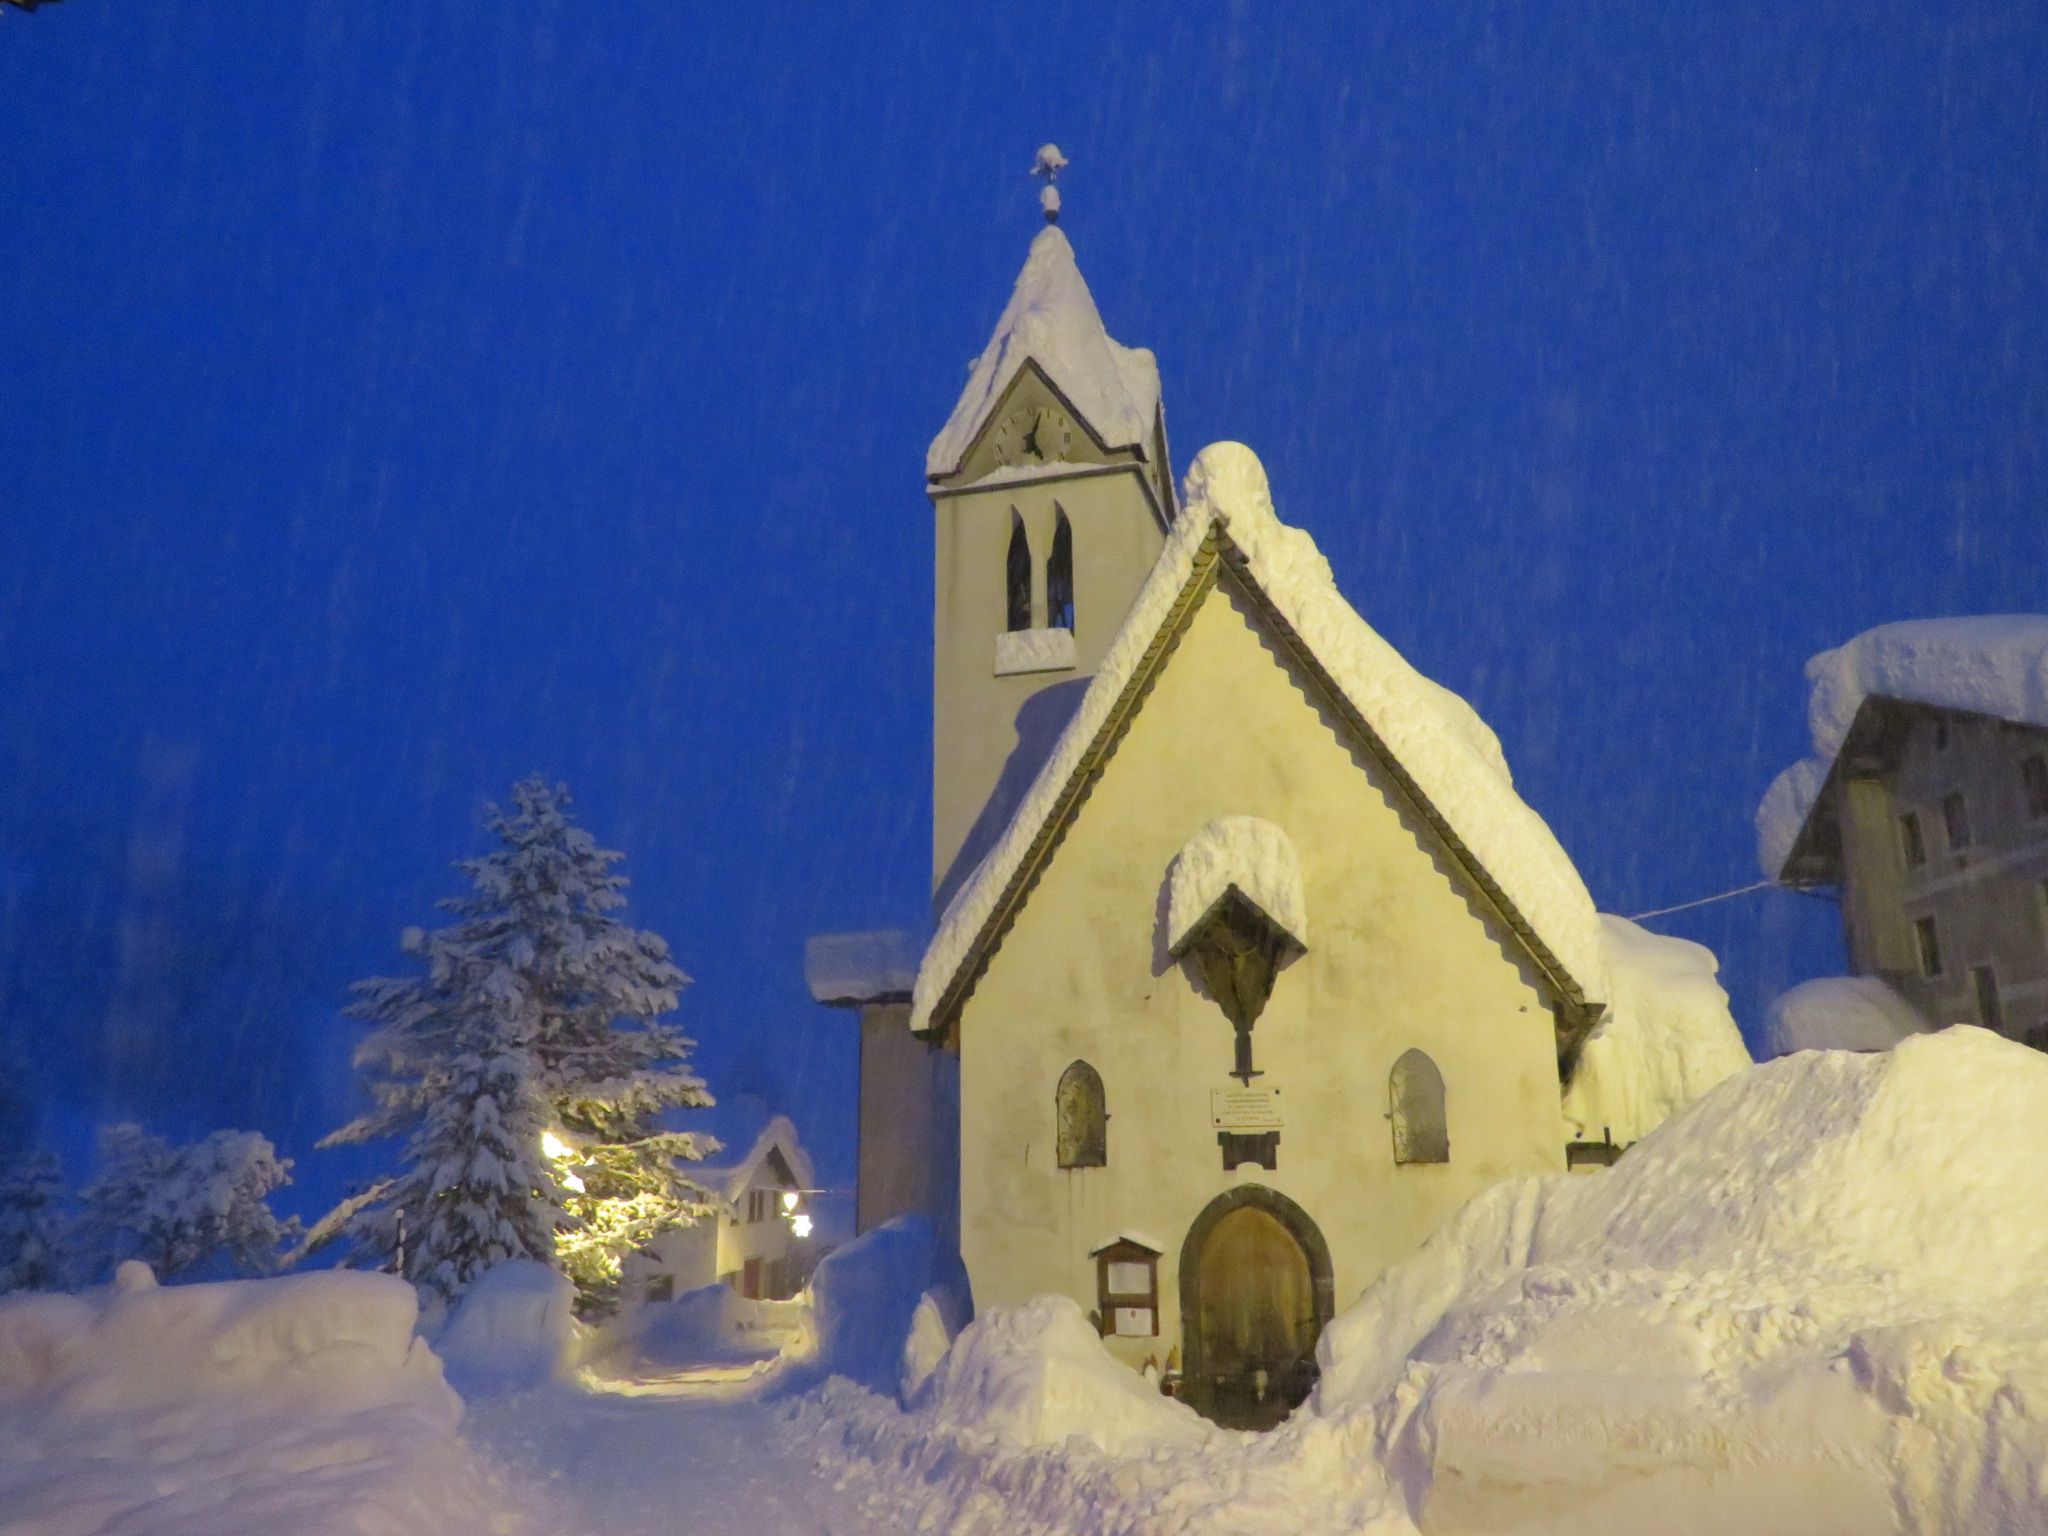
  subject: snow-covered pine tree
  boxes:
[75,1124,301,1283]
[0,1150,68,1292]
[327,776,718,1311]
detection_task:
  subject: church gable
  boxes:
[912,443,1608,1059]
[965,566,1566,1059]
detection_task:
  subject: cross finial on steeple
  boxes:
[1032,144,1068,225]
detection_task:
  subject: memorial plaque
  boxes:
[1210,1086,1283,1130]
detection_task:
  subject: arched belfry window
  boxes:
[1046,508,1074,632]
[1006,511,1032,632]
[1055,1060,1107,1168]
[1390,1049,1449,1164]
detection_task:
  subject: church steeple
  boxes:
[928,181,1175,910]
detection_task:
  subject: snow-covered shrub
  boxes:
[73,1122,300,1284]
[0,1149,66,1293]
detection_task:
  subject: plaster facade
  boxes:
[954,574,1569,1368]
[930,365,1171,909]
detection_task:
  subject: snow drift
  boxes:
[1562,914,1752,1144]
[1757,615,2048,877]
[1765,974,1927,1055]
[795,1027,2048,1535]
[0,1263,541,1536]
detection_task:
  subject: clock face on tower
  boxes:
[989,404,1074,469]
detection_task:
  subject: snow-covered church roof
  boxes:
[925,227,1162,480]
[1756,616,2048,879]
[912,441,1610,1040]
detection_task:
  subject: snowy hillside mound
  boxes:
[0,1264,542,1536]
[1757,614,2048,876]
[795,1027,2048,1535]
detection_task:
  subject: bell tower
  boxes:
[927,165,1175,911]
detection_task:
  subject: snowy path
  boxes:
[464,1382,884,1536]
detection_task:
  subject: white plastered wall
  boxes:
[956,578,1568,1366]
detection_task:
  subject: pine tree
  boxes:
[0,1150,68,1293]
[327,776,718,1311]
[75,1124,301,1283]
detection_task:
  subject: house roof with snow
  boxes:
[1757,616,2048,882]
[690,1114,816,1205]
[911,441,1610,1052]
[925,226,1163,484]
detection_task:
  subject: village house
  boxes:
[624,1115,819,1305]
[1761,617,2048,1046]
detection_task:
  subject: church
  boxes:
[811,198,1747,1429]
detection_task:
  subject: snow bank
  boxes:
[784,1305,1411,1536]
[927,226,1161,479]
[799,1028,2048,1534]
[915,442,1607,1035]
[1312,1025,2048,1532]
[790,1213,969,1401]
[432,1256,576,1397]
[1757,615,2048,876]
[908,1295,1208,1456]
[1765,974,1927,1055]
[0,1264,542,1535]
[1166,815,1307,950]
[1562,915,1752,1143]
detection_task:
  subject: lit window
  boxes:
[1942,793,1972,850]
[1899,811,1926,868]
[1915,916,1944,978]
[1390,1048,1449,1164]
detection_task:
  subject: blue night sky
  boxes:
[1,2,2043,1228]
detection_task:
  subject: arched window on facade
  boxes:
[1055,1060,1107,1168]
[1006,511,1032,632]
[1389,1049,1449,1164]
[1046,507,1074,632]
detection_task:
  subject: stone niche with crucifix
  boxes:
[1165,817,1308,1170]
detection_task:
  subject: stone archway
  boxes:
[1177,1185,1334,1430]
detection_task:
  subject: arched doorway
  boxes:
[1178,1185,1334,1429]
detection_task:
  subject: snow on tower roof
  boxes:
[911,441,1609,1040]
[1756,615,2048,878]
[926,227,1161,480]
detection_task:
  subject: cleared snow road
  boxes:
[465,1384,883,1536]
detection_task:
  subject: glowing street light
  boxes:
[780,1189,799,1212]
[791,1214,813,1239]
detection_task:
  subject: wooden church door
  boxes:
[1178,1187,1333,1429]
